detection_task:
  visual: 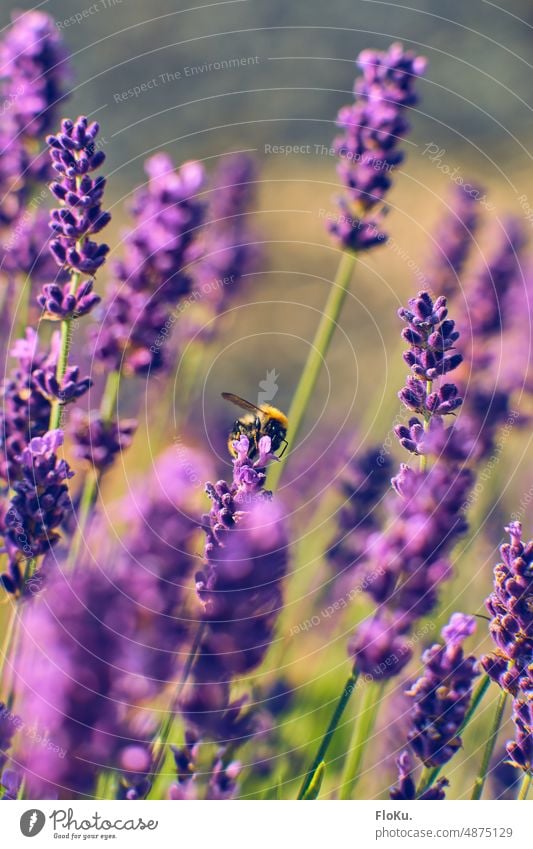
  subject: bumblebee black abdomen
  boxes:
[263,417,287,453]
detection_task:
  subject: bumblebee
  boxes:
[221,392,289,460]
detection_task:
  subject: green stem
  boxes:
[67,468,98,570]
[518,772,532,801]
[417,674,491,796]
[100,369,121,423]
[471,689,508,800]
[96,769,118,800]
[0,604,17,697]
[297,665,359,800]
[419,378,432,473]
[49,269,80,430]
[49,317,73,430]
[302,761,326,800]
[340,680,384,799]
[417,766,435,796]
[268,251,357,491]
[15,273,31,339]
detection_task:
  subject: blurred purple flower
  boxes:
[188,153,260,338]
[14,566,153,799]
[1,207,67,287]
[71,410,137,472]
[426,185,482,300]
[169,731,241,800]
[464,218,526,343]
[327,447,393,588]
[0,11,71,139]
[95,155,205,375]
[0,11,71,225]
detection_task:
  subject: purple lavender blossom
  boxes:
[395,292,465,461]
[169,733,241,800]
[482,523,533,777]
[0,329,91,484]
[328,43,426,251]
[2,430,73,593]
[349,459,472,681]
[405,613,478,767]
[506,699,532,774]
[190,154,259,326]
[47,116,110,280]
[0,11,71,140]
[71,411,137,471]
[14,566,153,799]
[349,292,472,680]
[425,189,530,416]
[490,747,521,799]
[481,522,533,696]
[426,185,482,300]
[183,435,288,748]
[327,447,393,588]
[38,278,100,320]
[390,750,449,800]
[0,767,22,800]
[95,155,205,375]
[464,219,526,344]
[454,221,528,460]
[389,615,477,800]
[110,445,208,703]
[0,11,71,225]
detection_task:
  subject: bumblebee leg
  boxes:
[278,439,289,458]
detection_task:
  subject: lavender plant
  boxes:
[390,613,478,798]
[477,522,533,800]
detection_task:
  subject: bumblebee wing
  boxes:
[221,392,262,415]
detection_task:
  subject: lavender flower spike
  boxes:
[0,329,91,485]
[46,116,110,284]
[95,154,205,375]
[183,435,288,751]
[395,291,463,456]
[348,290,472,681]
[2,430,74,593]
[426,184,482,300]
[406,613,478,768]
[329,43,426,251]
[14,566,153,799]
[482,523,533,776]
[0,11,71,140]
[0,11,71,227]
[481,522,533,696]
[390,750,449,800]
